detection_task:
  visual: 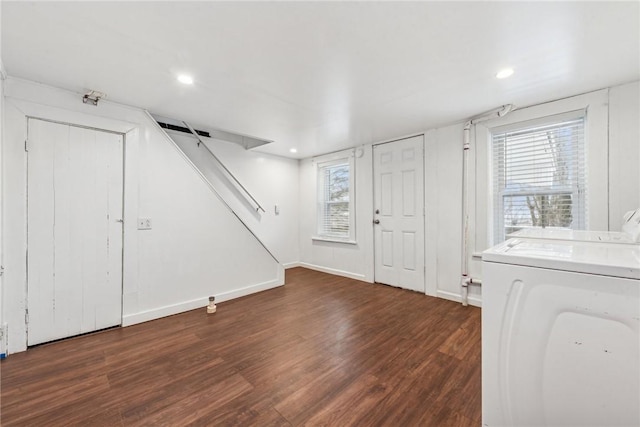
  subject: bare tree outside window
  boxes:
[317,157,354,240]
[323,164,350,235]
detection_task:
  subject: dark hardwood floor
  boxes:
[0,267,481,426]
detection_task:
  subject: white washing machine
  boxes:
[482,238,640,427]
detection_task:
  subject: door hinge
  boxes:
[24,139,29,152]
[25,309,29,325]
[0,265,4,277]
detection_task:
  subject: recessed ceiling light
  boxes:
[177,74,194,85]
[289,148,298,153]
[496,68,514,79]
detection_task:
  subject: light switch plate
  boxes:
[138,218,152,230]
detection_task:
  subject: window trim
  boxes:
[490,111,587,243]
[314,151,356,243]
[473,89,608,250]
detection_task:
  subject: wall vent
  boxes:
[151,113,272,150]
[157,121,210,138]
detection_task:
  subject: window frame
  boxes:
[314,152,356,244]
[490,110,588,243]
[472,90,608,252]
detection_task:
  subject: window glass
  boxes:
[317,156,354,240]
[492,116,586,242]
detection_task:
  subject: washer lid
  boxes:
[508,228,637,244]
[483,239,640,279]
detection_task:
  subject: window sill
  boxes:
[312,236,358,245]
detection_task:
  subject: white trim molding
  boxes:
[122,277,284,326]
[283,262,301,269]
[437,290,482,308]
[298,262,368,282]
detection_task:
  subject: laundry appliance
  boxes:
[482,238,640,426]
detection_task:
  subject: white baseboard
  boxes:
[215,277,284,303]
[436,290,482,308]
[283,262,301,269]
[122,277,284,327]
[298,262,367,282]
[122,297,207,326]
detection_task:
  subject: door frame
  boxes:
[25,116,127,345]
[1,83,143,354]
[372,134,426,292]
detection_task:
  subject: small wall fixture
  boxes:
[83,90,106,106]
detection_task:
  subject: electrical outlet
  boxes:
[138,218,152,230]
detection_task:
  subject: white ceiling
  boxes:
[2,1,639,158]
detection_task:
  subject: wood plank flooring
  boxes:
[0,267,481,426]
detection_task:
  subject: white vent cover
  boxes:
[150,113,273,150]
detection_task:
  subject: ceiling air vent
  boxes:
[151,113,272,150]
[157,121,210,138]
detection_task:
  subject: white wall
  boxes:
[609,81,640,231]
[298,146,375,282]
[299,81,640,306]
[424,124,468,302]
[2,78,295,354]
[169,131,299,266]
[0,0,5,352]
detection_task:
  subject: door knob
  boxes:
[373,219,380,224]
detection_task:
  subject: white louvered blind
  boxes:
[493,115,586,243]
[317,159,351,238]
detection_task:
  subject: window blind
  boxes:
[492,116,586,242]
[318,161,350,237]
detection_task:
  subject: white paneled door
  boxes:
[27,118,124,346]
[373,136,425,292]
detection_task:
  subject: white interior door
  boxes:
[373,136,425,292]
[27,118,124,346]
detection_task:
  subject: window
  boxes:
[492,113,586,242]
[316,155,355,242]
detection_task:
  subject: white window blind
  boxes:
[317,157,354,240]
[492,115,586,242]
